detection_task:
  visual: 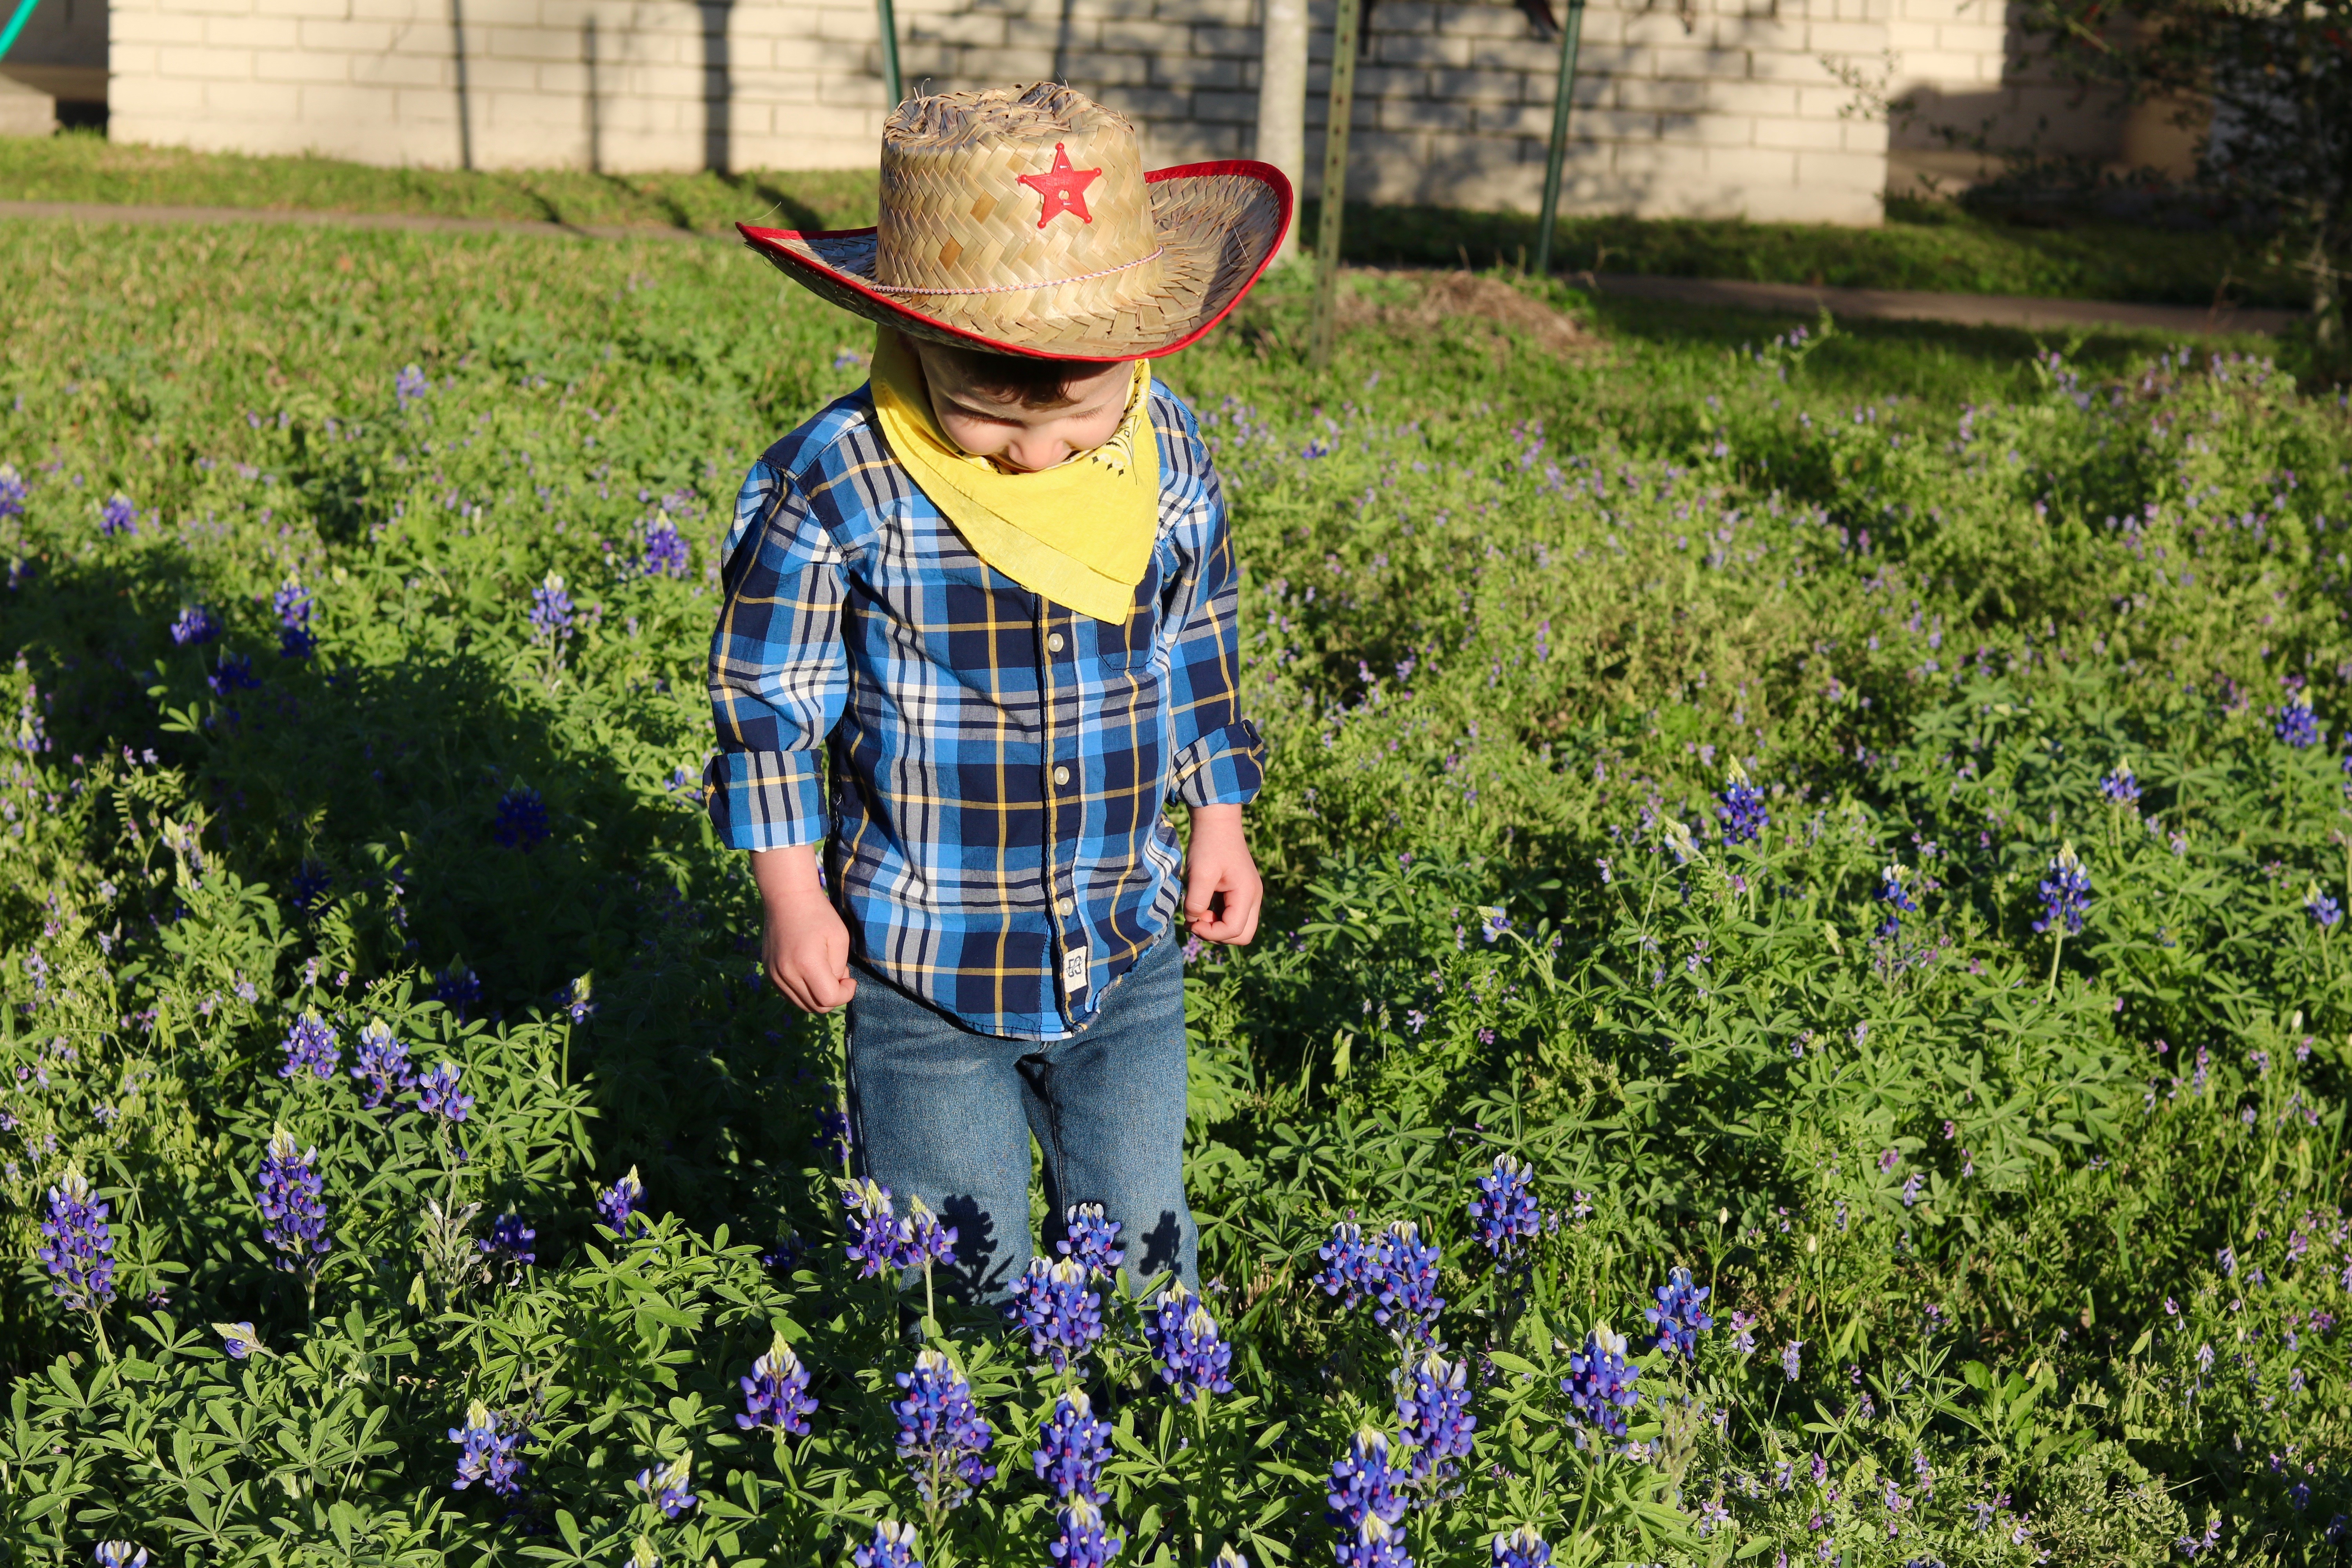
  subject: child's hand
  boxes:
[1183,804,1261,946]
[752,845,858,1013]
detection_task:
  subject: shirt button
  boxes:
[1056,896,1075,916]
[1046,632,1065,653]
[1053,765,1071,787]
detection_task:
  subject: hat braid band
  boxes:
[866,246,1167,298]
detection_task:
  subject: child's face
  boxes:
[913,341,1136,473]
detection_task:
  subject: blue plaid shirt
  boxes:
[704,381,1263,1039]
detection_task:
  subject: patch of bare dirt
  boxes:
[1335,268,1599,357]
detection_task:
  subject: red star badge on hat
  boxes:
[1017,142,1103,229]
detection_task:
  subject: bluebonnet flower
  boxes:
[395,364,432,408]
[2277,690,2321,749]
[213,1321,264,1359]
[1646,1260,1722,1363]
[896,1194,959,1273]
[2098,760,2140,805]
[94,1546,148,1568]
[737,1331,818,1434]
[170,604,222,646]
[1467,1154,1540,1269]
[856,1523,922,1568]
[1479,906,1512,943]
[1051,1496,1123,1568]
[100,494,137,537]
[1902,1172,1922,1207]
[634,1453,697,1518]
[1009,1255,1105,1372]
[1214,1548,1248,1568]
[449,1398,528,1496]
[279,1011,341,1080]
[597,1167,646,1236]
[1490,1526,1550,1568]
[1335,1516,1411,1568]
[2033,843,2091,936]
[1726,1310,1757,1355]
[1057,1203,1125,1277]
[38,1169,116,1312]
[813,1106,853,1164]
[2308,883,2342,929]
[560,973,596,1025]
[1561,1325,1640,1437]
[1877,864,1917,938]
[479,1212,537,1270]
[492,787,550,849]
[893,1347,997,1506]
[274,579,315,657]
[841,1177,900,1276]
[207,651,261,694]
[1034,1389,1112,1502]
[258,1127,331,1274]
[643,520,691,577]
[1328,1428,1409,1532]
[1145,1282,1235,1402]
[1395,1351,1476,1488]
[1372,1221,1444,1343]
[351,1017,416,1109]
[1781,1339,1803,1380]
[0,463,25,519]
[529,572,573,643]
[417,1061,474,1122]
[434,964,483,1018]
[629,1540,660,1568]
[1717,759,1769,845]
[287,860,333,918]
[1317,1220,1383,1309]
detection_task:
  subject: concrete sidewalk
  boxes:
[0,197,2303,337]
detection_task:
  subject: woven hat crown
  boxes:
[874,84,1167,319]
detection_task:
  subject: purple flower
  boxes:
[855,1523,922,1568]
[416,1061,474,1122]
[2098,761,2140,805]
[479,1212,537,1271]
[1396,1350,1477,1488]
[258,1126,331,1275]
[529,572,573,643]
[1327,1428,1409,1532]
[1479,907,1512,943]
[350,1017,416,1108]
[1646,1267,1713,1359]
[841,1178,900,1277]
[633,1453,697,1518]
[94,1545,149,1568]
[1901,1172,1922,1207]
[895,1194,959,1273]
[1726,1310,1757,1355]
[1145,1282,1235,1402]
[1372,1221,1444,1344]
[1034,1389,1112,1502]
[170,604,222,646]
[207,651,261,694]
[813,1107,853,1164]
[434,964,482,1018]
[597,1166,646,1236]
[287,861,333,919]
[1490,1526,1550,1568]
[492,787,550,849]
[643,520,691,577]
[279,1011,341,1080]
[1717,761,1769,845]
[1056,1202,1125,1277]
[2307,883,2342,928]
[38,1169,116,1312]
[273,579,315,657]
[1317,1220,1383,1309]
[2033,843,2091,936]
[448,1399,528,1496]
[1877,864,1917,938]
[1051,1497,1123,1568]
[213,1321,262,1359]
[1008,1255,1105,1373]
[737,1331,817,1434]
[1468,1155,1540,1271]
[395,364,431,408]
[0,463,25,519]
[2277,691,2321,749]
[1561,1325,1641,1437]
[1335,1516,1412,1568]
[100,493,137,537]
[893,1347,996,1507]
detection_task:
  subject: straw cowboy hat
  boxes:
[738,82,1293,362]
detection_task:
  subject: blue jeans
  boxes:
[845,933,1197,1301]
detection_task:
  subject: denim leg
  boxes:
[1025,936,1198,1292]
[846,970,1038,1301]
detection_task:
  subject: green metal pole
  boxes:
[1530,0,1586,278]
[875,0,902,108]
[0,0,41,61]
[1305,0,1360,370]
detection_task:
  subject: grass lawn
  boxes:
[0,210,2348,1564]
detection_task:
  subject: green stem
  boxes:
[2044,930,2063,1001]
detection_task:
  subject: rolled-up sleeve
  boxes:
[1162,450,1264,809]
[704,458,849,851]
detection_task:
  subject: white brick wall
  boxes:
[111,0,1909,222]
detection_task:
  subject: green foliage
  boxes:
[2,217,2351,1566]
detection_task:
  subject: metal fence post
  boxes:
[1530,0,1587,278]
[1305,0,1361,370]
[876,0,903,108]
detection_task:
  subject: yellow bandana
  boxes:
[870,329,1159,626]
